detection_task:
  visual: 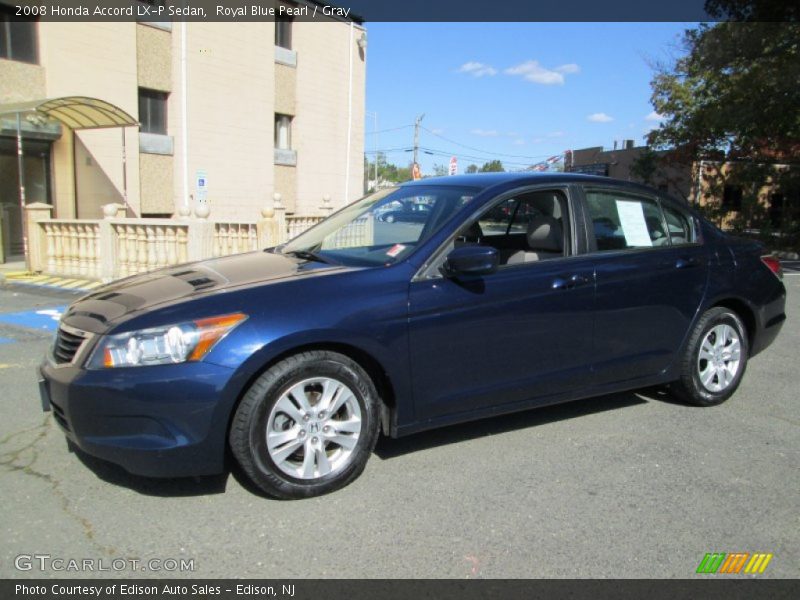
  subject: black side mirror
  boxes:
[442,246,499,277]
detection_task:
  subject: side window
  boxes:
[662,203,695,245]
[477,198,516,236]
[457,189,569,267]
[585,190,667,251]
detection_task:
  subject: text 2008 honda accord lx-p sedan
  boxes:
[39,173,786,498]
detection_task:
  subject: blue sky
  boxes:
[365,22,695,174]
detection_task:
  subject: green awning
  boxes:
[0,96,138,130]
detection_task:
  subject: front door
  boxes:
[407,187,596,421]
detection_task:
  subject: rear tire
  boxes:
[671,307,748,407]
[230,351,381,499]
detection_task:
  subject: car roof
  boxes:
[399,172,691,208]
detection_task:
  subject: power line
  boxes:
[365,124,414,135]
[420,126,559,160]
[419,147,538,168]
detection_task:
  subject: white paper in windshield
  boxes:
[615,200,652,247]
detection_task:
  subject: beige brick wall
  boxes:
[274,165,297,213]
[274,63,296,116]
[294,21,366,215]
[38,22,141,217]
[0,58,45,103]
[2,20,365,223]
[140,153,174,214]
[137,24,172,92]
[171,23,275,220]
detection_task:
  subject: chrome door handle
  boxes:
[552,274,589,290]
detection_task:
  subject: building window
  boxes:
[275,17,292,49]
[722,185,743,211]
[0,5,38,64]
[138,88,168,135]
[275,114,292,149]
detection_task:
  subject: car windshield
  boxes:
[280,185,479,266]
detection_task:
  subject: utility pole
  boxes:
[412,113,425,166]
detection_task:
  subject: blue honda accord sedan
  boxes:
[39,173,786,498]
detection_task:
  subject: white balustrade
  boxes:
[31,205,337,281]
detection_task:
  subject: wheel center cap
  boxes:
[309,422,320,434]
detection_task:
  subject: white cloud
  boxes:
[645,110,664,122]
[547,131,565,138]
[587,112,614,123]
[457,62,497,77]
[512,138,526,146]
[504,60,580,85]
[470,128,499,137]
[429,128,445,135]
[555,63,580,74]
[531,137,546,144]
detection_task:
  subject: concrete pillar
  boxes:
[24,203,53,272]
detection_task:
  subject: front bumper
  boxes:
[39,359,239,477]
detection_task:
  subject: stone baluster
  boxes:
[136,226,147,273]
[78,225,88,277]
[127,225,138,275]
[44,224,56,273]
[156,226,167,268]
[146,225,157,272]
[176,227,188,263]
[116,226,128,277]
[85,226,97,278]
[166,227,178,265]
[53,226,64,273]
[69,225,79,275]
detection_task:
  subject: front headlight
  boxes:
[87,313,247,369]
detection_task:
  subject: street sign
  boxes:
[195,169,208,202]
[449,156,458,176]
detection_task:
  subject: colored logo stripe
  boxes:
[744,553,773,574]
[697,553,726,573]
[719,553,749,574]
[697,552,773,574]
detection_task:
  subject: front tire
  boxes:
[671,307,748,407]
[230,351,380,499]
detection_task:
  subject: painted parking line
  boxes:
[2,271,100,293]
[0,306,66,332]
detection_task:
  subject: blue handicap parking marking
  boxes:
[0,337,15,344]
[0,306,67,332]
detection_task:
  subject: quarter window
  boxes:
[0,6,38,64]
[662,203,695,245]
[585,190,668,251]
[138,88,168,135]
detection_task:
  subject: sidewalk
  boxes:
[0,260,101,293]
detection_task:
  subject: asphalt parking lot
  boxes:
[0,277,797,579]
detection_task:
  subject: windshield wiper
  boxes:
[283,249,332,264]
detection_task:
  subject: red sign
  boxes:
[449,156,458,176]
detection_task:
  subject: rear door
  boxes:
[581,186,710,385]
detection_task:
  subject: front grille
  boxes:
[53,326,87,365]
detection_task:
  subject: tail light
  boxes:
[761,255,783,279]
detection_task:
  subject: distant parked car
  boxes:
[39,173,786,499]
[377,203,430,223]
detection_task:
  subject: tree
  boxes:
[432,163,448,177]
[479,160,504,172]
[646,3,800,246]
[465,164,479,174]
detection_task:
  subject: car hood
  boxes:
[61,251,350,333]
